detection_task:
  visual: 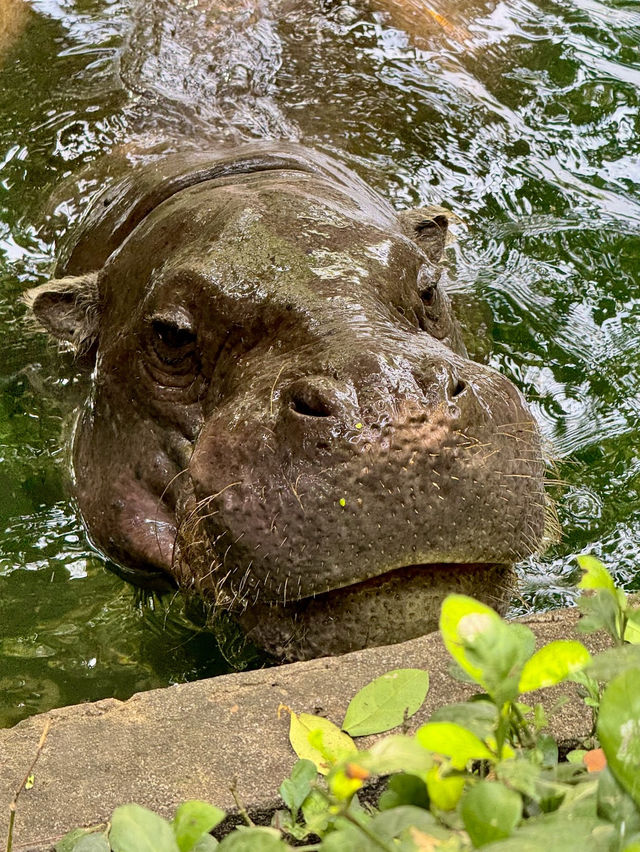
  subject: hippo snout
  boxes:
[277,352,490,452]
[184,338,543,613]
[276,354,466,447]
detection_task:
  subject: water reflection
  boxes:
[0,0,639,724]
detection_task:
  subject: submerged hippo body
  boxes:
[29,143,546,660]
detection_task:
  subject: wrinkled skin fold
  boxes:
[27,144,547,660]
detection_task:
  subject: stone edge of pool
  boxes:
[0,608,610,850]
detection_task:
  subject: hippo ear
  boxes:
[24,272,100,358]
[398,205,462,263]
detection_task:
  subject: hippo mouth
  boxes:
[237,560,515,661]
[301,560,509,598]
[109,554,515,660]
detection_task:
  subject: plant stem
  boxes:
[496,706,510,759]
[230,780,254,827]
[311,788,395,852]
[511,703,536,749]
[5,810,14,852]
[5,719,51,852]
[342,811,397,852]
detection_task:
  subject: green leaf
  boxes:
[318,824,378,852]
[478,813,613,851]
[289,712,356,775]
[538,784,566,814]
[577,555,616,593]
[461,781,522,847]
[578,590,620,638]
[440,594,502,685]
[272,808,311,841]
[342,669,429,736]
[416,721,494,768]
[429,700,497,740]
[533,703,548,732]
[596,767,640,836]
[555,763,591,789]
[110,804,180,852]
[479,622,536,705]
[497,758,541,800]
[536,733,558,768]
[56,830,97,852]
[425,765,466,810]
[279,759,317,819]
[555,776,598,818]
[328,765,366,802]
[624,610,640,644]
[172,801,224,852]
[518,641,591,692]
[193,837,218,852]
[367,734,433,776]
[439,595,535,704]
[370,805,438,839]
[598,668,640,807]
[73,838,110,852]
[378,773,430,811]
[587,645,640,681]
[301,788,331,837]
[217,827,288,851]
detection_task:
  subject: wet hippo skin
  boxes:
[25,4,548,660]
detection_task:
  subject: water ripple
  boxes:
[0,0,639,719]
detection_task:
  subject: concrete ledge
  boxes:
[0,609,609,851]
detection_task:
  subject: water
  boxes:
[0,0,639,727]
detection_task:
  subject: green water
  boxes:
[1,0,639,727]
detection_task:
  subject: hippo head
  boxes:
[28,143,547,660]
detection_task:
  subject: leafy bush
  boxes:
[54,556,640,852]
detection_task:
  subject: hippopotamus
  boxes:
[26,141,547,660]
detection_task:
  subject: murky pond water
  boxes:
[1,0,639,727]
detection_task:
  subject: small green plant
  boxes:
[571,554,640,731]
[54,558,640,852]
[576,554,640,646]
[55,802,222,852]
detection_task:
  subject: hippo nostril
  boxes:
[284,376,358,422]
[413,365,468,407]
[289,395,334,418]
[452,378,467,398]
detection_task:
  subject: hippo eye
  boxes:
[148,317,198,373]
[152,319,196,350]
